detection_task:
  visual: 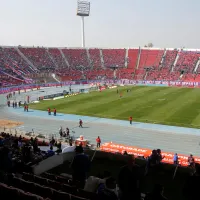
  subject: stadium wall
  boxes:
[0,80,200,95]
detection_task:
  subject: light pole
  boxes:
[77,0,90,48]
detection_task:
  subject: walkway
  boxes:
[2,106,200,156]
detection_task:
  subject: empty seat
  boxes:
[77,189,98,200]
[63,183,77,195]
[71,195,89,200]
[34,183,53,199]
[56,175,71,184]
[0,184,21,200]
[51,189,71,200]
[22,172,34,181]
[34,175,48,186]
[19,191,44,200]
[42,172,56,181]
[20,179,36,194]
[46,179,61,190]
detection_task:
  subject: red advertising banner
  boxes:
[101,142,200,166]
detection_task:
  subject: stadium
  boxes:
[1,1,200,200]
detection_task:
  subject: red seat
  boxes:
[34,175,48,186]
[71,194,89,200]
[22,172,34,181]
[19,191,44,200]
[77,189,99,200]
[20,179,36,194]
[62,183,77,195]
[34,183,53,198]
[46,179,61,190]
[51,189,71,200]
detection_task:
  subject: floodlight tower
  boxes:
[77,0,90,48]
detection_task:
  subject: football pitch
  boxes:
[30,86,200,129]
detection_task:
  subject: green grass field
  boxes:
[30,86,200,128]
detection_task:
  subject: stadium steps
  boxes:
[194,58,200,72]
[144,71,148,80]
[16,47,37,71]
[33,154,64,175]
[171,50,179,72]
[125,48,129,67]
[136,47,141,69]
[51,74,60,83]
[60,49,70,67]
[99,49,105,68]
[159,49,167,69]
[86,49,92,68]
[47,48,59,68]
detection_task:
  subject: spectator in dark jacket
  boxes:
[118,155,141,200]
[72,145,90,188]
[183,164,200,200]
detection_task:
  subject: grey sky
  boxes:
[0,0,199,48]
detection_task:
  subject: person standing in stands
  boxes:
[69,136,73,146]
[48,107,51,115]
[118,156,141,200]
[188,154,195,168]
[79,119,83,128]
[129,116,133,125]
[53,108,56,116]
[96,136,101,148]
[66,127,70,136]
[72,145,90,188]
[173,153,179,165]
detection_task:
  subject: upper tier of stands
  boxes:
[1,47,200,85]
[19,47,55,71]
[102,49,126,68]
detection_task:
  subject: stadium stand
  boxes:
[88,49,102,69]
[0,129,199,200]
[1,46,200,84]
[127,49,139,70]
[102,49,126,68]
[62,49,89,69]
[146,49,178,81]
[19,47,56,72]
[48,48,68,69]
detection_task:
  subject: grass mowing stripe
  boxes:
[117,87,172,119]
[164,89,200,125]
[145,88,193,120]
[81,87,162,115]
